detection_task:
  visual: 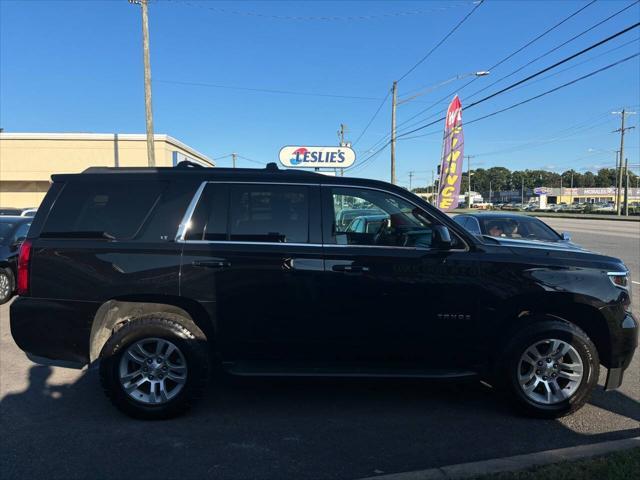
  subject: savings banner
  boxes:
[437,95,464,211]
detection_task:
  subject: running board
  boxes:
[223,362,478,379]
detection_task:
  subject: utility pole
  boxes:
[431,169,435,200]
[560,174,563,203]
[231,152,237,169]
[130,0,156,167]
[390,81,398,185]
[569,171,574,205]
[612,109,636,215]
[408,171,414,191]
[624,157,629,216]
[337,123,348,177]
[521,176,524,205]
[465,155,474,207]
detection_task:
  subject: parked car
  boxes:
[20,208,38,217]
[345,214,389,234]
[0,208,23,216]
[453,213,576,246]
[10,164,636,420]
[501,203,523,211]
[0,216,32,304]
[336,207,383,230]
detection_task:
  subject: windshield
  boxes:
[479,217,561,242]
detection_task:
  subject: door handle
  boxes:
[332,264,370,273]
[191,260,231,269]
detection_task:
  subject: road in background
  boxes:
[1,218,638,480]
[540,217,640,285]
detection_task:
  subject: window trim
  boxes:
[322,184,469,252]
[176,181,468,252]
[176,181,319,244]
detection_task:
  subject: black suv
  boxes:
[10,164,637,419]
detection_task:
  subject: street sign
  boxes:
[278,146,356,168]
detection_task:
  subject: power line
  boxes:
[352,88,392,146]
[156,79,382,101]
[464,0,640,102]
[399,53,640,141]
[393,0,599,131]
[397,0,485,82]
[397,22,640,138]
[237,155,267,165]
[165,0,472,22]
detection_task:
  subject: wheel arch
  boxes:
[493,293,611,367]
[89,295,215,363]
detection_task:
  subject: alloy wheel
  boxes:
[518,338,584,405]
[0,273,10,301]
[118,337,188,405]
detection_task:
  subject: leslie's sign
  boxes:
[279,146,356,168]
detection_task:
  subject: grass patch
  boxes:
[475,447,640,480]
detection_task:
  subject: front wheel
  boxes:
[99,314,209,419]
[503,317,599,418]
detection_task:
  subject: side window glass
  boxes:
[42,181,165,240]
[229,185,309,243]
[330,187,432,248]
[185,184,228,241]
[467,218,481,234]
[13,223,30,243]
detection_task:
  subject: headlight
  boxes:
[607,271,629,289]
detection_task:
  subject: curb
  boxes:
[358,436,640,480]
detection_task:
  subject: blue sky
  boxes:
[1,0,638,187]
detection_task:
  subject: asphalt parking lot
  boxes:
[1,217,638,480]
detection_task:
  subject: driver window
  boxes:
[330,187,433,248]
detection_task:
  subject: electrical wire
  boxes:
[165,0,472,22]
[156,79,382,101]
[393,0,599,131]
[399,53,640,141]
[352,89,392,146]
[397,22,640,138]
[464,0,640,102]
[397,0,485,82]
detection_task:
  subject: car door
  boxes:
[320,185,480,369]
[179,181,326,364]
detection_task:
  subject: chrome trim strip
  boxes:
[175,181,207,242]
[182,240,322,247]
[607,271,629,276]
[175,180,468,252]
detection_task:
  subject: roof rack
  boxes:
[174,160,206,169]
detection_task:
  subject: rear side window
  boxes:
[42,180,164,240]
[185,184,229,241]
[229,184,309,243]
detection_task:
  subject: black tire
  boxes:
[502,316,599,418]
[0,268,15,305]
[99,313,209,420]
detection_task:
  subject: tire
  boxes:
[99,313,210,420]
[0,268,14,305]
[502,316,599,418]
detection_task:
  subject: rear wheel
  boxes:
[0,268,14,304]
[99,314,209,419]
[503,317,599,418]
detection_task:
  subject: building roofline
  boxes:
[0,132,214,165]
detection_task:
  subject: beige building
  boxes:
[0,133,214,208]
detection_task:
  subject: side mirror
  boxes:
[561,232,571,242]
[432,225,452,250]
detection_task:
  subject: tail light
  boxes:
[17,239,32,295]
